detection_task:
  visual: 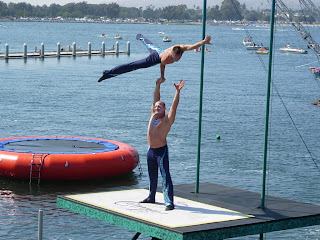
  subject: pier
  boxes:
[57,182,320,240]
[0,41,130,59]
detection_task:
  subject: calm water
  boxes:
[0,21,320,239]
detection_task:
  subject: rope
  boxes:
[233,0,320,176]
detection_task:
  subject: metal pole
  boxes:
[38,209,43,240]
[195,0,207,194]
[261,0,276,210]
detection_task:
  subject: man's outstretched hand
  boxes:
[174,80,185,91]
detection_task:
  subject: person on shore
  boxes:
[98,34,211,82]
[140,77,185,211]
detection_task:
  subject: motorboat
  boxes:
[114,34,123,39]
[163,36,172,42]
[243,39,253,46]
[243,36,253,46]
[280,45,308,54]
[100,33,107,37]
[255,47,269,55]
[158,31,165,34]
[309,67,320,79]
[246,44,269,50]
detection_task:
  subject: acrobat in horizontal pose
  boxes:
[98,34,212,82]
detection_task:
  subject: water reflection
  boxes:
[0,172,140,196]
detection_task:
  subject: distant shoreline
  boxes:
[1,18,320,27]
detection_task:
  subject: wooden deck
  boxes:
[56,182,320,240]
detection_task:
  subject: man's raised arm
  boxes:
[180,35,212,52]
[152,78,166,113]
[168,80,185,125]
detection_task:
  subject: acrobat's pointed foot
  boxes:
[136,34,143,40]
[98,71,109,82]
[98,76,106,82]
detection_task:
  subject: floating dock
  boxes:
[56,182,320,239]
[0,41,130,59]
[0,50,128,59]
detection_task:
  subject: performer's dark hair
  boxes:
[173,46,184,55]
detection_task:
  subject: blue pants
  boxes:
[146,145,174,207]
[98,34,163,81]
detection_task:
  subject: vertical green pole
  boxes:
[195,0,207,194]
[261,0,276,210]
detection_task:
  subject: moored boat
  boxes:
[255,47,269,55]
[163,36,172,42]
[246,44,269,50]
[114,34,123,39]
[309,67,320,79]
[0,136,139,181]
[280,45,308,54]
[243,36,253,46]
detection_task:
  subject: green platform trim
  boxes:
[57,182,320,240]
[57,196,320,240]
[56,197,183,240]
[184,216,320,240]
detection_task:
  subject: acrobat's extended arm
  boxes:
[179,35,212,52]
[157,35,212,81]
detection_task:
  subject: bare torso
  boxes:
[147,115,171,148]
[159,46,176,65]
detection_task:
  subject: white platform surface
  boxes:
[67,189,252,228]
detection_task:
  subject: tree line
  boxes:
[0,0,317,23]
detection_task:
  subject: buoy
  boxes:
[216,135,221,140]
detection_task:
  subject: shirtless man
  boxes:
[158,35,211,80]
[140,78,185,211]
[98,34,211,82]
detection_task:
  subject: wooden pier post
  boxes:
[127,41,130,54]
[5,44,9,59]
[57,42,60,57]
[72,42,76,56]
[101,42,105,56]
[23,43,27,58]
[40,43,44,58]
[88,42,91,56]
[115,41,119,55]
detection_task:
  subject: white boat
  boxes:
[163,36,172,42]
[243,36,253,46]
[114,34,123,39]
[246,44,269,50]
[243,39,253,46]
[279,45,308,54]
[158,31,165,34]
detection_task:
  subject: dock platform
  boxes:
[0,50,128,59]
[56,183,320,239]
